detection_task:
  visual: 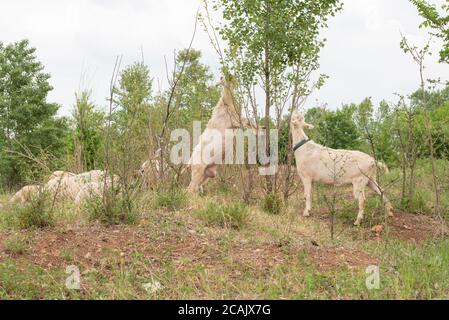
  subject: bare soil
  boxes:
[386,211,448,243]
[308,246,378,272]
[0,211,447,274]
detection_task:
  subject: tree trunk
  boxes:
[264,0,273,194]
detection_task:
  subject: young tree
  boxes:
[401,36,442,220]
[169,49,220,130]
[111,61,152,211]
[0,40,68,189]
[70,90,104,172]
[212,0,342,193]
[411,0,449,64]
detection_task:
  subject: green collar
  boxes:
[293,139,311,152]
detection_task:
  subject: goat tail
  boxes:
[376,161,390,174]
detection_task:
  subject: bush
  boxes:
[262,192,284,215]
[4,234,28,255]
[86,192,138,225]
[196,202,249,229]
[157,189,187,211]
[7,193,55,229]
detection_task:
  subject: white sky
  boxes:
[1,0,448,116]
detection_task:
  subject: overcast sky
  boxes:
[1,0,448,116]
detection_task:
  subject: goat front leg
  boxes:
[302,178,313,217]
[354,187,366,226]
[188,165,207,193]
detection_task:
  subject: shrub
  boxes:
[262,192,284,215]
[10,192,55,229]
[157,189,187,211]
[396,189,431,214]
[196,202,249,229]
[86,192,138,225]
[4,234,28,255]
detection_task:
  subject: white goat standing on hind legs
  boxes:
[187,75,256,193]
[290,110,394,226]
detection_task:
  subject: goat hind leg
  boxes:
[302,178,313,217]
[353,185,366,226]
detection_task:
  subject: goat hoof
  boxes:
[388,211,394,217]
[354,220,362,226]
[303,212,310,217]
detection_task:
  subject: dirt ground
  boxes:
[1,210,446,274]
[387,211,448,243]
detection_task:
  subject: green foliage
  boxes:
[277,118,291,164]
[157,189,187,211]
[151,49,220,136]
[86,192,138,225]
[4,234,28,255]
[321,106,361,149]
[215,0,342,86]
[262,192,284,215]
[195,202,249,229]
[0,40,69,189]
[411,0,449,63]
[70,90,105,171]
[170,49,220,129]
[214,0,342,195]
[3,193,55,230]
[304,105,361,150]
[112,61,152,150]
[108,62,153,213]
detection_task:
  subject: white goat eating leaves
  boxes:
[290,110,394,226]
[187,75,256,193]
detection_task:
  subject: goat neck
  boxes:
[291,126,309,147]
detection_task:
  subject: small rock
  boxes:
[143,281,163,294]
[371,225,383,235]
[310,240,320,247]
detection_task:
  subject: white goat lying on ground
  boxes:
[48,170,76,181]
[8,170,118,205]
[187,76,256,193]
[290,110,394,226]
[8,185,42,204]
[45,174,83,201]
[74,182,102,205]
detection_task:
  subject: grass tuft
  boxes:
[195,202,249,229]
[157,189,187,211]
[4,234,28,255]
[262,192,284,215]
[85,192,138,225]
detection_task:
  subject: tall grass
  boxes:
[195,202,249,229]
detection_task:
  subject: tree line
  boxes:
[0,0,448,215]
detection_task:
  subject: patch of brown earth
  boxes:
[231,242,286,270]
[0,225,205,271]
[385,211,448,243]
[0,225,289,275]
[308,246,378,272]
